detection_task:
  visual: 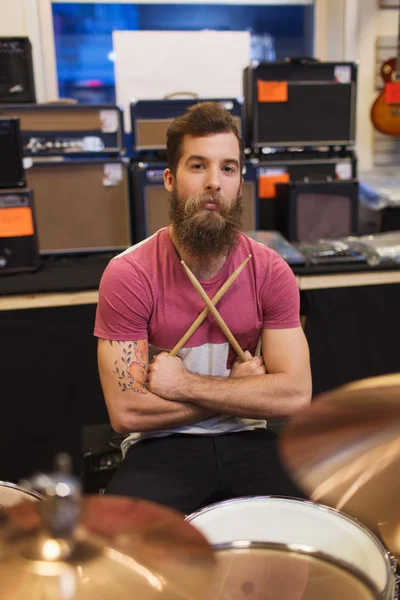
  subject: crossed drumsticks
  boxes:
[169,254,260,362]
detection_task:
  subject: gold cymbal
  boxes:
[339,373,400,393]
[279,376,400,557]
[0,495,215,599]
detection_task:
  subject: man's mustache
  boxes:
[184,193,230,216]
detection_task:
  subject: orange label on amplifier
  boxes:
[0,207,34,238]
[258,173,290,198]
[257,80,288,103]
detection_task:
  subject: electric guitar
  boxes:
[371,8,400,136]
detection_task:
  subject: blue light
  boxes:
[52,2,313,104]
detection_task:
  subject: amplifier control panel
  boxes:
[24,136,106,154]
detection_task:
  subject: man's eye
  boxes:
[191,163,204,170]
[223,166,235,173]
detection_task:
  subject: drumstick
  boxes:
[169,254,252,357]
[181,261,249,363]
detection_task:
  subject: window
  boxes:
[52,2,314,104]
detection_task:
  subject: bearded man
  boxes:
[94,102,312,513]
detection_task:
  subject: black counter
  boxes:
[1,251,400,296]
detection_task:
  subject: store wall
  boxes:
[0,0,26,36]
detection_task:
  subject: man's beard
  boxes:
[169,187,243,258]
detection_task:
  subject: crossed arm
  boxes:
[98,338,218,433]
[97,327,312,434]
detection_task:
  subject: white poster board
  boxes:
[113,30,250,131]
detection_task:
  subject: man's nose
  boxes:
[205,168,221,192]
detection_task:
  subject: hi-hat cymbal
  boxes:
[279,375,400,557]
[0,495,215,599]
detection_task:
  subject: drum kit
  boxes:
[1,374,400,598]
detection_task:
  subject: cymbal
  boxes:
[279,376,400,557]
[338,373,400,393]
[0,495,215,599]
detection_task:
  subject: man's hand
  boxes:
[147,352,190,401]
[230,350,266,378]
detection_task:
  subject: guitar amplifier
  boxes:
[0,117,25,188]
[256,150,357,230]
[274,180,359,242]
[25,158,132,255]
[130,98,243,153]
[244,60,358,148]
[130,160,258,241]
[0,37,36,103]
[0,189,39,274]
[0,104,124,156]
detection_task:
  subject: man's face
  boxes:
[164,132,243,257]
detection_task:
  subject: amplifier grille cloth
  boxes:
[297,193,351,241]
[26,163,130,253]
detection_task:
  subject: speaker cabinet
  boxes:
[0,37,36,103]
[274,180,359,242]
[244,61,357,148]
[0,117,25,188]
[0,188,39,274]
[130,99,243,153]
[25,159,132,255]
[130,161,257,241]
[256,151,357,231]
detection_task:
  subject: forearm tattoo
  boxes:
[109,340,148,394]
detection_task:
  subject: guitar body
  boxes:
[371,8,400,136]
[371,91,400,136]
[371,58,400,136]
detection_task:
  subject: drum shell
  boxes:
[186,496,395,600]
[209,541,382,600]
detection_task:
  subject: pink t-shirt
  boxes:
[94,228,300,447]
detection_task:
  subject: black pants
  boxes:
[105,429,306,514]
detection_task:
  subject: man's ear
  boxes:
[164,168,174,193]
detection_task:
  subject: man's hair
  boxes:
[166,101,244,176]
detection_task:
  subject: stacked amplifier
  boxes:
[243,58,359,241]
[243,60,357,149]
[0,103,133,258]
[0,38,39,273]
[0,116,39,274]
